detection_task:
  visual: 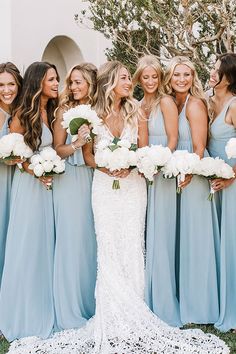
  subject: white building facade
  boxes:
[0,0,110,81]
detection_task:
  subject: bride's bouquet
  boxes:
[95,137,137,189]
[29,147,65,190]
[194,156,235,200]
[0,133,33,171]
[161,150,200,193]
[62,104,102,143]
[225,138,236,159]
[136,145,172,185]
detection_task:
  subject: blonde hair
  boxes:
[59,62,97,109]
[164,56,205,101]
[133,55,165,107]
[94,61,139,128]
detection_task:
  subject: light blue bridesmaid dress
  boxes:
[0,108,14,286]
[53,133,96,331]
[0,124,55,341]
[208,96,236,332]
[145,105,182,327]
[177,95,220,325]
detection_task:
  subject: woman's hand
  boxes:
[111,169,131,178]
[211,177,235,191]
[178,174,193,189]
[76,124,91,147]
[3,158,25,166]
[39,175,53,189]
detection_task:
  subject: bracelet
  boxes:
[71,143,80,151]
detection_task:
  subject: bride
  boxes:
[8,61,228,353]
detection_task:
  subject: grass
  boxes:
[0,325,235,353]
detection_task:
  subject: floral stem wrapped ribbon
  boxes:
[0,133,33,171]
[29,147,65,190]
[194,156,235,201]
[161,150,200,193]
[136,145,172,185]
[95,137,137,189]
[62,104,102,143]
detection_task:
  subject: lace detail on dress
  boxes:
[7,125,229,354]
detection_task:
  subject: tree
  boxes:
[77,0,236,83]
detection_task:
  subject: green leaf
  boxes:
[69,118,89,135]
[108,144,119,152]
[112,137,121,145]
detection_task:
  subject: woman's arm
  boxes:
[212,101,236,191]
[160,96,178,151]
[53,108,90,158]
[186,97,208,158]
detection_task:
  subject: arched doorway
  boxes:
[42,36,83,87]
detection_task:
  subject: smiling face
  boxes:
[170,64,193,94]
[41,68,59,99]
[139,66,159,94]
[69,69,89,103]
[0,71,18,110]
[209,60,229,89]
[113,67,132,99]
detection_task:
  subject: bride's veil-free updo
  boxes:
[93,61,139,129]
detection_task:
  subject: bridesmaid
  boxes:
[0,62,22,287]
[164,56,220,325]
[208,53,236,332]
[0,62,59,341]
[53,63,97,330]
[133,55,181,327]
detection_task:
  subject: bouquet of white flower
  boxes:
[95,137,137,189]
[136,145,172,185]
[161,150,200,193]
[62,104,102,143]
[194,156,235,200]
[0,133,33,171]
[225,138,236,159]
[29,147,65,190]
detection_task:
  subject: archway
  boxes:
[42,36,84,88]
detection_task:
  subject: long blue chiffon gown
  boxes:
[0,124,55,341]
[145,105,182,327]
[208,96,236,332]
[0,108,14,287]
[177,95,220,324]
[53,134,97,331]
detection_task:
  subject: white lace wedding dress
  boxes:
[8,124,229,354]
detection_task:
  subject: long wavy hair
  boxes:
[15,61,59,151]
[0,62,23,113]
[94,61,138,128]
[215,53,236,94]
[164,56,205,101]
[59,62,97,110]
[133,55,165,107]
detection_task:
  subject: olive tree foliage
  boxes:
[77,0,236,82]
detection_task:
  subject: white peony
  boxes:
[42,161,54,173]
[29,147,65,187]
[136,145,172,184]
[40,147,57,161]
[0,133,33,160]
[53,160,65,174]
[33,163,45,177]
[62,104,102,140]
[225,138,236,159]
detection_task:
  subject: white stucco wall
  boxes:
[0,0,111,79]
